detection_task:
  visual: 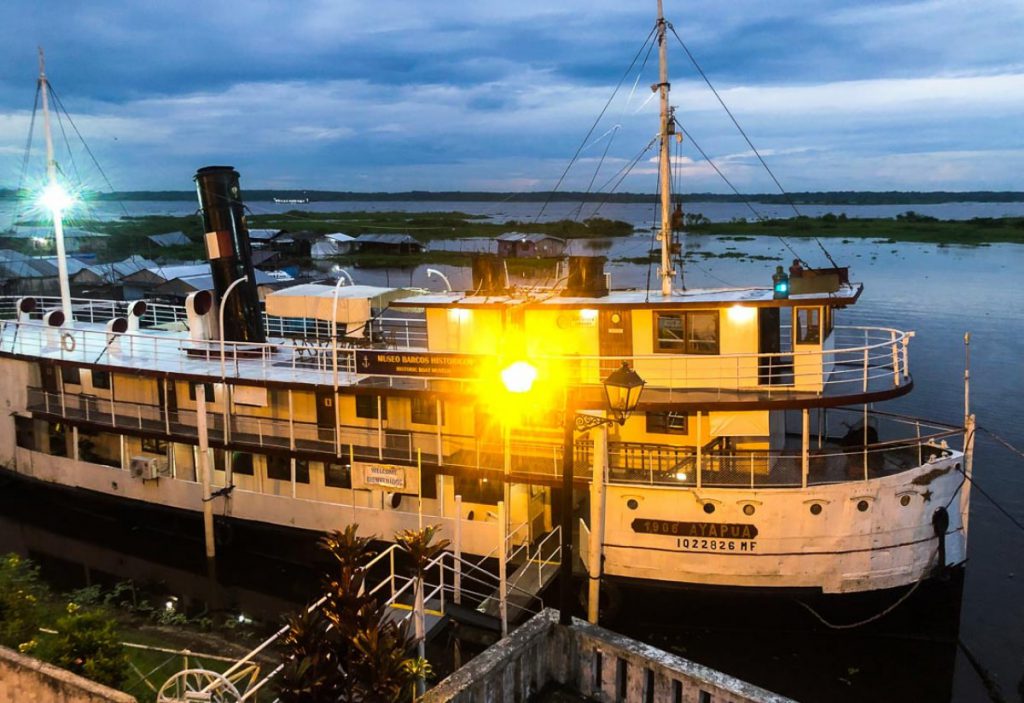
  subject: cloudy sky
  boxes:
[1,0,1022,193]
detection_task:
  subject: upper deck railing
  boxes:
[0,295,910,402]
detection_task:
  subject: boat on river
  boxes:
[0,5,973,614]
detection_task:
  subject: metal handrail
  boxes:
[0,304,913,397]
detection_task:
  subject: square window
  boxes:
[324,462,352,488]
[266,454,290,481]
[62,367,81,385]
[355,395,386,420]
[92,371,111,389]
[654,311,719,355]
[796,307,821,344]
[655,314,686,352]
[687,312,719,354]
[411,396,441,425]
[646,412,688,434]
[141,437,167,454]
[15,416,35,450]
[188,382,216,402]
[231,451,254,475]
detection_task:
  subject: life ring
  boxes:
[61,333,76,353]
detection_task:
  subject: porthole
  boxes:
[611,313,622,324]
[857,500,869,512]
[626,499,639,510]
[702,502,715,515]
[900,495,911,507]
[954,463,961,471]
[809,503,822,516]
[742,504,755,516]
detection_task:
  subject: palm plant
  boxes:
[396,525,451,697]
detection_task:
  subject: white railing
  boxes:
[0,319,912,404]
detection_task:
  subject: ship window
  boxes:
[795,307,821,344]
[455,475,503,506]
[92,371,111,389]
[142,437,167,454]
[188,382,216,402]
[420,466,439,500]
[654,311,719,354]
[62,367,81,385]
[231,451,254,476]
[324,461,352,488]
[411,396,442,425]
[15,416,35,450]
[646,412,688,435]
[355,395,387,420]
[267,455,309,483]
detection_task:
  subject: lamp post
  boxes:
[503,360,645,626]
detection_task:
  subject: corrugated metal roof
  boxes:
[248,228,282,241]
[356,233,419,245]
[147,231,191,247]
[8,226,108,239]
[495,232,565,244]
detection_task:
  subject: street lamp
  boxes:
[502,360,645,626]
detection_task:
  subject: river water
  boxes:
[1,200,1022,701]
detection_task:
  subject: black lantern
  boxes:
[603,362,645,424]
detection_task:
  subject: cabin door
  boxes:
[758,308,781,385]
[315,389,336,442]
[598,310,633,376]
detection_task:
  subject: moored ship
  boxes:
[0,4,973,617]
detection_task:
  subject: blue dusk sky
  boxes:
[1,0,1022,193]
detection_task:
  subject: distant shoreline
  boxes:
[2,189,1024,205]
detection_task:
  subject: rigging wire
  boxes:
[676,120,806,266]
[668,23,840,269]
[588,136,659,220]
[644,144,664,301]
[961,426,1024,534]
[51,91,83,189]
[571,125,620,222]
[675,120,762,222]
[10,82,41,231]
[534,24,657,223]
[47,84,130,217]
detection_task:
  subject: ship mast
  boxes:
[656,0,675,297]
[38,47,74,326]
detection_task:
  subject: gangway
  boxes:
[477,526,561,624]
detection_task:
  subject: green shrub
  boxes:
[50,603,131,689]
[0,553,48,649]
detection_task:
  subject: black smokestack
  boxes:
[194,166,266,344]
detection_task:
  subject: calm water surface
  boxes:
[1,201,1022,701]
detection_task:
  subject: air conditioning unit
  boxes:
[130,455,170,480]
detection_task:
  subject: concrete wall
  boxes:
[424,609,793,703]
[0,646,136,703]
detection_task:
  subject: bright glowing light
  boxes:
[500,360,537,394]
[38,182,75,213]
[450,308,471,323]
[675,471,688,481]
[727,304,756,323]
[579,309,598,322]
